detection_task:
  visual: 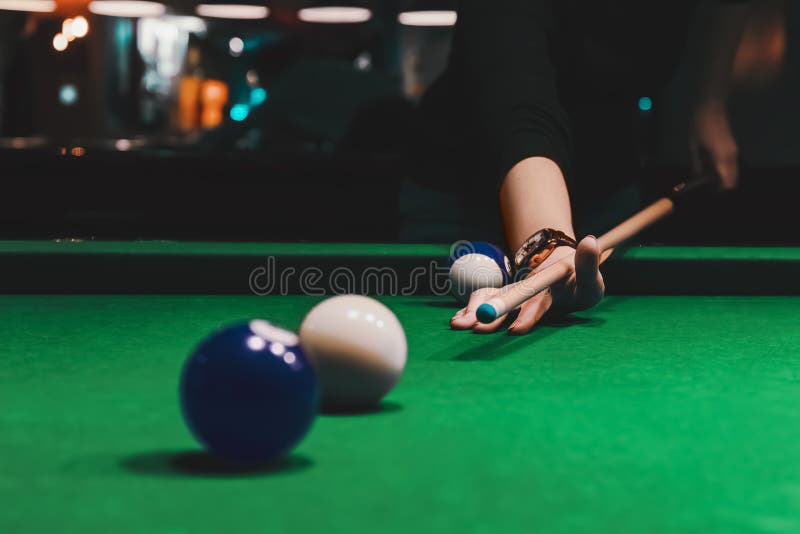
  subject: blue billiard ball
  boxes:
[448,241,511,304]
[179,320,318,464]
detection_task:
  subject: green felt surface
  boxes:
[0,240,798,262]
[616,246,800,261]
[2,295,800,533]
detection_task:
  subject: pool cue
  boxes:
[475,177,711,324]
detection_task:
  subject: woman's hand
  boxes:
[689,100,739,190]
[450,236,604,335]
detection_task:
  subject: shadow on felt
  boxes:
[120,450,313,478]
[321,400,403,417]
[445,314,606,362]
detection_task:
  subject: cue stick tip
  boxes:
[476,303,498,324]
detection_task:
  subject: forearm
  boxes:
[695,1,750,106]
[499,156,574,252]
[452,2,575,253]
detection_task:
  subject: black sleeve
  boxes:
[449,0,573,184]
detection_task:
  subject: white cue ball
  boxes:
[299,295,407,411]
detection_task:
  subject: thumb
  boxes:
[574,236,604,309]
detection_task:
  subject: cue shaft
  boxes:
[596,197,674,252]
[476,197,676,323]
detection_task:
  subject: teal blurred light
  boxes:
[59,84,78,106]
[250,87,267,106]
[230,104,250,121]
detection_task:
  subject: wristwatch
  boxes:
[513,228,577,272]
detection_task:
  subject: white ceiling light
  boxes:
[52,33,68,52]
[196,4,269,20]
[167,16,207,33]
[0,0,55,12]
[71,16,90,38]
[229,36,244,56]
[89,1,167,18]
[398,10,457,27]
[298,7,372,24]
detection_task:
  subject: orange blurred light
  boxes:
[54,0,92,8]
[201,80,228,104]
[178,75,203,131]
[201,109,223,129]
[71,147,86,157]
[200,79,229,129]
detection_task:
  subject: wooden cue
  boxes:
[475,197,676,324]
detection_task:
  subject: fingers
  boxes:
[575,235,599,276]
[689,126,739,190]
[449,306,477,330]
[717,155,739,190]
[449,287,495,331]
[450,305,508,333]
[574,236,605,309]
[507,289,553,336]
[450,287,514,334]
[473,313,509,334]
[450,238,605,336]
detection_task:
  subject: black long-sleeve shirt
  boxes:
[416,0,748,192]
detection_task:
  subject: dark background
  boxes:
[0,0,797,244]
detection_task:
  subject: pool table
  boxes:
[1,241,800,533]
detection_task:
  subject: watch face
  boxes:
[515,230,550,267]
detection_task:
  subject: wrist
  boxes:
[513,228,577,274]
[533,246,575,273]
